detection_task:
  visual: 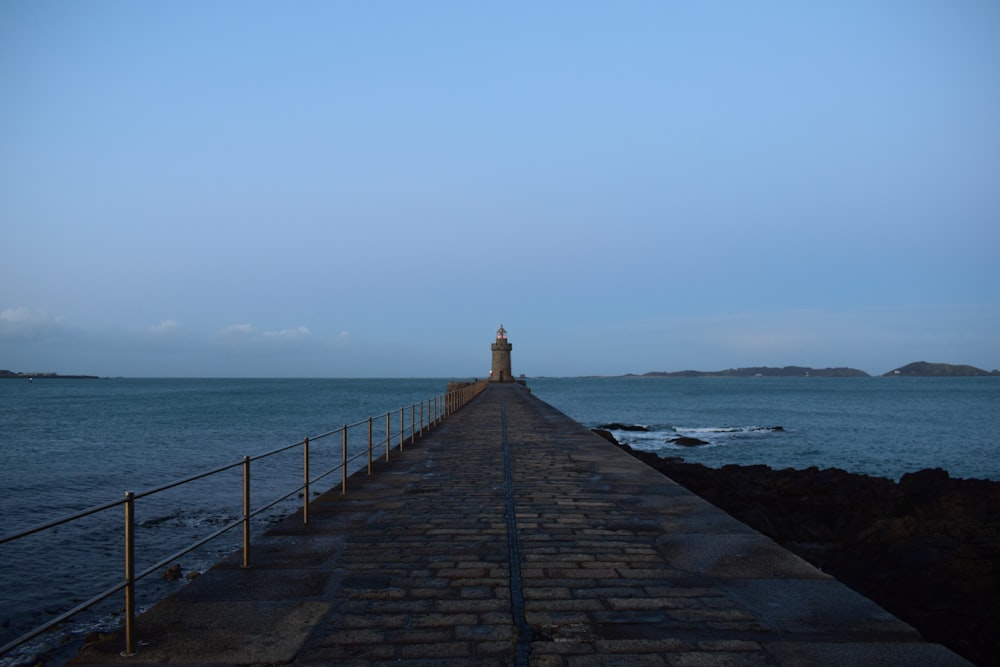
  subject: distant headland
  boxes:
[0,370,101,380]
[626,361,999,378]
[880,361,998,377]
[629,366,868,378]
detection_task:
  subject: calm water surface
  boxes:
[0,378,447,664]
[1,376,997,663]
[531,376,999,481]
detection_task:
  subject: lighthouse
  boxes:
[490,325,513,382]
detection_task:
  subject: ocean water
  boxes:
[531,376,1000,481]
[2,376,998,664]
[0,378,449,665]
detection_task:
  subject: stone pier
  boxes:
[73,384,971,666]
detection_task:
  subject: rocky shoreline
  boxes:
[600,435,999,667]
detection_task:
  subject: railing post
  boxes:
[367,417,373,474]
[385,412,391,462]
[399,406,404,450]
[242,455,251,568]
[341,425,348,494]
[303,437,310,524]
[420,401,424,437]
[411,404,415,444]
[122,491,136,657]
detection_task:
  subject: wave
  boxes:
[597,423,788,452]
[680,425,785,434]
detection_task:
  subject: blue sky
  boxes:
[2,1,998,377]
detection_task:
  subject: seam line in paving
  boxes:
[501,397,532,666]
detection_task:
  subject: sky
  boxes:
[2,1,998,377]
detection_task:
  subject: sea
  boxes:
[1,376,998,664]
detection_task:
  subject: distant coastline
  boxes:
[0,370,101,380]
[628,365,868,378]
[624,361,999,378]
[2,360,997,381]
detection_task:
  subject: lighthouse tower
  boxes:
[490,325,513,382]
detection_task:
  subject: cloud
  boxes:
[217,323,311,342]
[219,323,256,338]
[0,307,65,339]
[149,319,182,334]
[262,326,310,339]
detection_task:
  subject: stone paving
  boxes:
[73,383,971,666]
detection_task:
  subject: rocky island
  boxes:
[883,361,998,377]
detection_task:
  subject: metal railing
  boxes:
[0,380,487,659]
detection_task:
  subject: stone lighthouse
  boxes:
[490,325,513,382]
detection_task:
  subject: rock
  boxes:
[597,423,650,431]
[591,428,618,444]
[162,564,183,581]
[669,436,710,447]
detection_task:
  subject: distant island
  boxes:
[626,361,999,378]
[882,361,998,377]
[627,366,870,378]
[0,370,100,380]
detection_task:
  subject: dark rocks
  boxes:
[668,436,710,447]
[591,429,618,444]
[597,423,650,431]
[617,444,1000,667]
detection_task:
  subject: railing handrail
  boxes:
[0,496,128,545]
[0,380,488,659]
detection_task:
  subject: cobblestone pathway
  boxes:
[74,384,970,666]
